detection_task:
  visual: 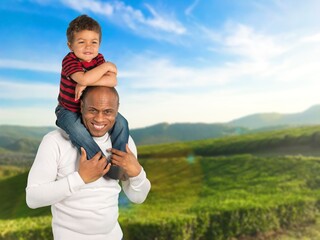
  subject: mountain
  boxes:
[130,122,247,145]
[0,125,56,153]
[229,105,320,129]
[0,123,247,152]
[0,125,56,139]
[1,105,320,152]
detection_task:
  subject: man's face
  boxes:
[81,88,118,137]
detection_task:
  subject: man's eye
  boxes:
[89,109,97,113]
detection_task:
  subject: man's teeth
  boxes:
[93,124,104,130]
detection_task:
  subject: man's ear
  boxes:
[80,100,84,113]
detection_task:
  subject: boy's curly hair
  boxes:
[67,15,102,43]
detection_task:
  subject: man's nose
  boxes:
[94,112,105,121]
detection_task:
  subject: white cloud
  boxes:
[185,0,200,16]
[301,33,320,43]
[0,107,56,127]
[0,80,58,99]
[61,0,113,15]
[143,4,185,34]
[209,23,286,61]
[60,0,186,39]
[118,27,320,90]
[0,59,60,73]
[118,79,320,129]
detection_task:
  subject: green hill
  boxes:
[0,125,56,139]
[2,104,320,152]
[0,125,55,154]
[229,105,320,129]
[2,125,320,239]
[0,170,50,219]
[0,123,247,152]
[130,122,248,145]
[137,125,320,158]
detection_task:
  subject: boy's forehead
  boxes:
[74,30,99,37]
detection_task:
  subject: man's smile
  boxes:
[92,123,105,130]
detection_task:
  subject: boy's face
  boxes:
[68,30,100,62]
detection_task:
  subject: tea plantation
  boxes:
[1,126,320,239]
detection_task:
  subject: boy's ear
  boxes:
[67,42,72,51]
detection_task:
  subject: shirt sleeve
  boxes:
[62,52,84,77]
[96,53,106,65]
[26,133,85,209]
[121,137,151,204]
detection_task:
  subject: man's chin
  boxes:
[89,129,108,137]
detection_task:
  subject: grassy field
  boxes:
[1,125,320,239]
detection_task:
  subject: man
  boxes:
[26,86,151,240]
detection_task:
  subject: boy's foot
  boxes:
[104,165,124,180]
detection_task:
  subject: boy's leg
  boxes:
[109,112,129,151]
[55,105,102,159]
[108,112,129,179]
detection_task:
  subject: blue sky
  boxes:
[1,0,320,128]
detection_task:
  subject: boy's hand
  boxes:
[75,84,87,101]
[78,148,111,183]
[104,61,117,75]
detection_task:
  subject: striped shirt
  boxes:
[58,52,105,112]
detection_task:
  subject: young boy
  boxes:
[55,15,128,179]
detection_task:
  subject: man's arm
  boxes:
[26,133,110,208]
[26,134,85,208]
[71,61,117,86]
[109,137,151,204]
[121,167,151,204]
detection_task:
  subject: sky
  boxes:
[1,0,320,129]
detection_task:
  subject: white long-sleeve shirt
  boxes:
[26,129,151,240]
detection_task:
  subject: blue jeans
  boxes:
[55,105,129,179]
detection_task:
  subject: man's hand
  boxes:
[75,84,87,101]
[78,148,111,183]
[109,144,142,178]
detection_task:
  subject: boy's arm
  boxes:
[93,71,117,87]
[71,61,117,86]
[74,72,117,100]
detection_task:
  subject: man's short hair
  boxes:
[81,86,119,105]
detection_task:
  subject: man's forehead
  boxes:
[85,97,117,107]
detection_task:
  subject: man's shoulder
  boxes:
[128,136,138,158]
[43,129,70,142]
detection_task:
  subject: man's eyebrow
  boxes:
[87,106,97,109]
